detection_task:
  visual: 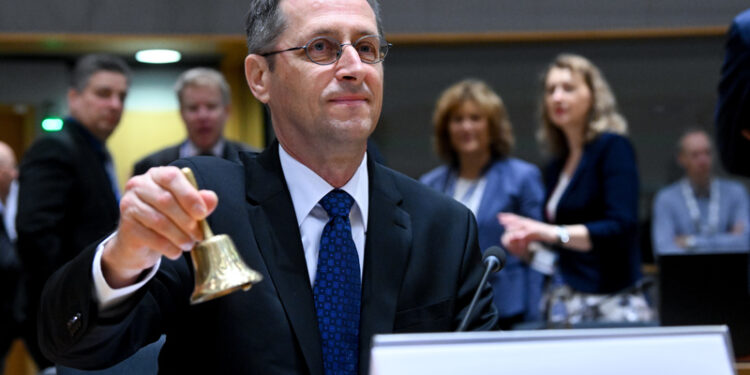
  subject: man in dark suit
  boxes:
[716,8,750,176]
[16,54,130,370]
[0,141,21,373]
[133,67,259,176]
[37,1,498,374]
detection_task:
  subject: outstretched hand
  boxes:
[498,213,556,258]
[102,166,218,288]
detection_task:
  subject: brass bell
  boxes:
[181,167,263,305]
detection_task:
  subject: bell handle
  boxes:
[180,167,214,238]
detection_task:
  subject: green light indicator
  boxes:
[42,118,64,132]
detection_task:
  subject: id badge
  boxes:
[528,242,557,275]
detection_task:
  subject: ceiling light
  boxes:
[135,49,182,64]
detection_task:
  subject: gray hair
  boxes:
[174,67,231,105]
[244,0,384,68]
[70,54,131,92]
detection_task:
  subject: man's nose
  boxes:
[109,95,124,110]
[335,45,365,81]
[197,106,210,117]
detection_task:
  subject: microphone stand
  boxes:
[456,258,497,332]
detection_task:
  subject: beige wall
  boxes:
[107,110,186,188]
[106,60,265,191]
[107,104,264,191]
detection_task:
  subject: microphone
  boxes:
[483,245,507,273]
[456,246,507,332]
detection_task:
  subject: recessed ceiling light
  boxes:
[135,49,182,64]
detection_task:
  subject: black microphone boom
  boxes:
[456,246,507,332]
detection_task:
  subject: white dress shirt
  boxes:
[92,143,369,310]
[2,180,18,241]
[278,144,368,285]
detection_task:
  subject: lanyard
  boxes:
[681,179,720,234]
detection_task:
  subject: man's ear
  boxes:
[245,54,271,104]
[67,88,80,114]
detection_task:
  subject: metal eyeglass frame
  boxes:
[260,34,392,65]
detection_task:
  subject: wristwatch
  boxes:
[554,225,570,245]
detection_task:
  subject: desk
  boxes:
[737,362,750,375]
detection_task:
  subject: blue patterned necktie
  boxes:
[313,189,361,375]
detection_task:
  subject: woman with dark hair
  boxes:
[500,54,652,324]
[421,79,545,329]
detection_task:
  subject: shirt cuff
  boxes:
[92,231,162,311]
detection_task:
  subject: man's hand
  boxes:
[101,166,218,288]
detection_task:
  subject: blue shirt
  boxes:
[652,178,750,255]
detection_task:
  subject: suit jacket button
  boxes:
[67,313,82,336]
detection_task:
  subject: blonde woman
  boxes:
[421,79,545,329]
[500,54,652,324]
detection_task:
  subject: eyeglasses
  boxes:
[260,34,392,65]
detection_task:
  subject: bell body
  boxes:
[190,234,263,304]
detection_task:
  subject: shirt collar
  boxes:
[180,138,225,158]
[67,117,108,160]
[278,143,369,229]
[684,177,714,198]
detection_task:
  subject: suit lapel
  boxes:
[68,123,119,218]
[359,159,412,373]
[222,140,239,162]
[561,147,591,205]
[241,146,413,374]
[476,161,502,224]
[241,144,323,375]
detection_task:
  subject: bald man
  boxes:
[652,129,750,255]
[0,141,20,373]
[0,142,17,208]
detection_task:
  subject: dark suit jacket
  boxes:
[0,214,21,357]
[544,133,641,294]
[420,158,546,321]
[132,139,259,176]
[716,8,750,176]
[17,119,120,366]
[38,142,498,374]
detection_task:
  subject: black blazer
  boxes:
[17,119,120,366]
[16,119,120,299]
[39,142,498,374]
[544,133,641,294]
[132,139,259,176]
